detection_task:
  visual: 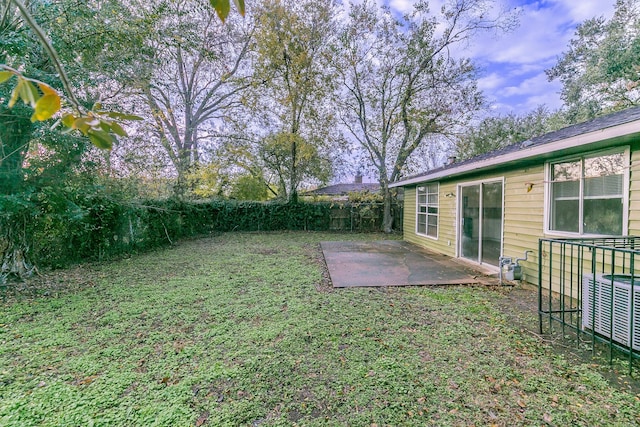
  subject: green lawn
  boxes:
[1,232,639,426]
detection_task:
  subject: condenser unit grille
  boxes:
[582,274,640,351]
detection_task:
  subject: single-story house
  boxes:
[390,106,640,290]
[304,174,380,200]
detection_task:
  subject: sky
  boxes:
[387,0,617,115]
[335,0,619,183]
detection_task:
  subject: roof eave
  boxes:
[390,120,640,188]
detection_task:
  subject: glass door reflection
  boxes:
[459,181,503,267]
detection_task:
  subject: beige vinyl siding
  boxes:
[402,144,640,293]
[404,183,457,257]
[437,182,458,257]
[402,166,545,284]
[403,187,417,243]
[503,166,545,284]
[628,147,640,234]
[536,144,638,297]
[538,145,638,297]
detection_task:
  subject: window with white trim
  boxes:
[417,183,438,238]
[548,149,627,235]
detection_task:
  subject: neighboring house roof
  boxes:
[305,182,380,196]
[391,106,640,188]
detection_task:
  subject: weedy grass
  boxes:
[1,232,640,426]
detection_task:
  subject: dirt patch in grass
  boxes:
[307,243,334,293]
[2,264,100,301]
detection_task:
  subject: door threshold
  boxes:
[454,257,499,276]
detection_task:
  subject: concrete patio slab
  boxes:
[321,240,490,288]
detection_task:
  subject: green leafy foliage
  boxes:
[251,0,340,202]
[348,190,383,203]
[1,196,395,273]
[0,105,34,195]
[60,110,141,150]
[0,67,59,118]
[337,0,510,232]
[0,66,140,150]
[0,0,146,151]
[0,70,12,83]
[228,173,269,201]
[454,107,566,160]
[260,132,332,200]
[547,0,640,121]
[135,1,253,198]
[2,233,640,425]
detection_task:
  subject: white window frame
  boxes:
[544,147,630,237]
[416,182,439,239]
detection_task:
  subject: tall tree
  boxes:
[0,0,155,278]
[547,0,640,122]
[1,0,150,149]
[1,0,242,132]
[133,1,254,197]
[337,0,510,233]
[250,0,340,202]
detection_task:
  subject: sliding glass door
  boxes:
[459,180,503,266]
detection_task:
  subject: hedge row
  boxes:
[1,196,389,271]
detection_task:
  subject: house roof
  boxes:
[391,106,640,188]
[305,182,380,196]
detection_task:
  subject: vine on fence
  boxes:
[1,197,398,279]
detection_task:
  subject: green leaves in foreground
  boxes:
[0,66,141,150]
[1,69,60,122]
[209,0,245,22]
[60,110,141,150]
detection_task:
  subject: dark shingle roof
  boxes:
[305,183,380,196]
[395,106,640,185]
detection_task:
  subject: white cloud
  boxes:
[555,0,617,22]
[380,0,617,114]
[500,73,550,97]
[476,1,616,67]
[477,72,506,92]
[388,0,415,14]
[471,0,616,113]
[490,69,564,113]
[524,91,564,110]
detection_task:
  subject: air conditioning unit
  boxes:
[582,274,640,351]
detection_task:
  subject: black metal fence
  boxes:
[538,236,640,374]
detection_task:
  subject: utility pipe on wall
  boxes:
[499,250,534,285]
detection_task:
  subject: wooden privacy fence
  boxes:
[328,203,403,232]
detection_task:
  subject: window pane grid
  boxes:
[417,183,439,238]
[549,150,625,236]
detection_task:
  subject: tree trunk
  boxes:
[173,149,192,199]
[381,180,394,233]
[288,136,298,204]
[0,231,36,283]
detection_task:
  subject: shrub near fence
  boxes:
[1,198,402,275]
